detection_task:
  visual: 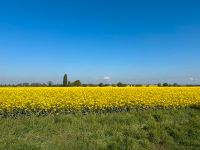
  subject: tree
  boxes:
[99,83,104,87]
[22,83,29,86]
[117,82,126,87]
[73,80,82,87]
[173,83,178,87]
[163,83,169,87]
[63,74,68,87]
[157,83,162,87]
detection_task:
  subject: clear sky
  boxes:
[0,0,200,84]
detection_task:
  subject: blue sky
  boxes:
[0,0,200,84]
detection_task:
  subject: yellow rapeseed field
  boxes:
[0,87,200,113]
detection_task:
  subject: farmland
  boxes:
[0,87,200,149]
[0,87,199,115]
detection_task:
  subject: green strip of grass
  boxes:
[0,108,199,150]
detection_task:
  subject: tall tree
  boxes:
[63,74,68,87]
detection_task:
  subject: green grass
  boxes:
[0,108,200,150]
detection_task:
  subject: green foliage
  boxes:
[0,108,199,149]
[157,83,162,87]
[72,80,82,87]
[99,83,104,87]
[63,74,68,87]
[163,83,169,87]
[117,82,127,87]
[173,83,178,87]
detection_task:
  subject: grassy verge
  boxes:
[0,108,199,150]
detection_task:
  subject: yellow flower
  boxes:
[0,87,199,112]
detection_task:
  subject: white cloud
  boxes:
[103,76,111,81]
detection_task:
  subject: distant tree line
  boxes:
[0,73,199,87]
[157,83,179,87]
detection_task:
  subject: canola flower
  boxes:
[0,87,200,114]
